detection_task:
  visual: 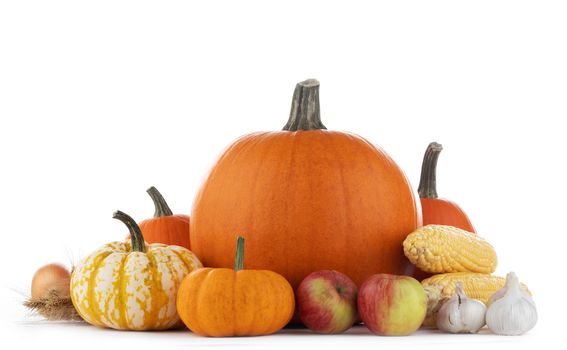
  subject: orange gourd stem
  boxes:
[418,142,443,199]
[283,79,327,131]
[234,236,245,271]
[147,186,173,217]
[113,210,146,253]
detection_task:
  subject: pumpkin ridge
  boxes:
[327,133,352,272]
[117,253,128,329]
[303,133,318,282]
[265,270,294,334]
[188,268,212,335]
[285,132,298,280]
[169,248,195,274]
[98,252,123,329]
[232,270,238,336]
[278,273,295,332]
[358,134,421,272]
[145,249,161,329]
[87,251,113,327]
[151,247,179,329]
[261,271,280,335]
[197,134,264,266]
[244,134,277,255]
[255,272,272,335]
[158,248,177,329]
[208,269,236,336]
[194,269,214,335]
[247,273,260,336]
[70,244,116,326]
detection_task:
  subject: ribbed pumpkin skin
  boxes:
[420,198,475,233]
[70,241,202,330]
[138,214,191,249]
[176,267,295,336]
[190,131,421,289]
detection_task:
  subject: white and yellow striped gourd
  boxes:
[70,211,202,330]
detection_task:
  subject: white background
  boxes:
[1,1,566,349]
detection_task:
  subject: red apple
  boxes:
[297,270,358,333]
[358,274,427,336]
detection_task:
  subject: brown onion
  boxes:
[31,263,71,299]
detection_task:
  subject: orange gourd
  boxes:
[417,142,475,232]
[409,142,476,280]
[189,79,421,290]
[176,236,295,336]
[137,186,190,249]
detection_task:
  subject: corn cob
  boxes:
[421,272,531,328]
[422,272,530,304]
[403,224,497,274]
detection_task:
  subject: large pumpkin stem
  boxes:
[147,186,173,217]
[234,236,245,271]
[113,210,146,253]
[418,142,443,199]
[283,79,327,131]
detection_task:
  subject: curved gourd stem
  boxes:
[113,210,146,253]
[234,236,245,271]
[283,79,327,131]
[147,186,173,217]
[418,142,443,199]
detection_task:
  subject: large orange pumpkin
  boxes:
[417,142,475,232]
[190,79,421,290]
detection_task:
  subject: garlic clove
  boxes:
[458,298,487,332]
[436,282,487,334]
[486,272,537,336]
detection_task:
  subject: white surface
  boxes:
[1,0,566,348]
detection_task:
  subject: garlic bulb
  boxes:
[436,282,487,333]
[486,272,537,335]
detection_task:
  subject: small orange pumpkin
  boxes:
[137,186,191,249]
[417,142,475,232]
[176,236,295,337]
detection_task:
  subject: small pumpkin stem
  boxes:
[146,186,173,217]
[283,79,327,131]
[113,211,146,253]
[418,142,443,199]
[234,236,245,271]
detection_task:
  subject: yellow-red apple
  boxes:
[297,270,358,333]
[358,274,426,336]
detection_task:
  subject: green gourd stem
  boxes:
[146,186,173,217]
[418,142,443,199]
[113,210,146,253]
[283,79,327,131]
[234,236,245,271]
